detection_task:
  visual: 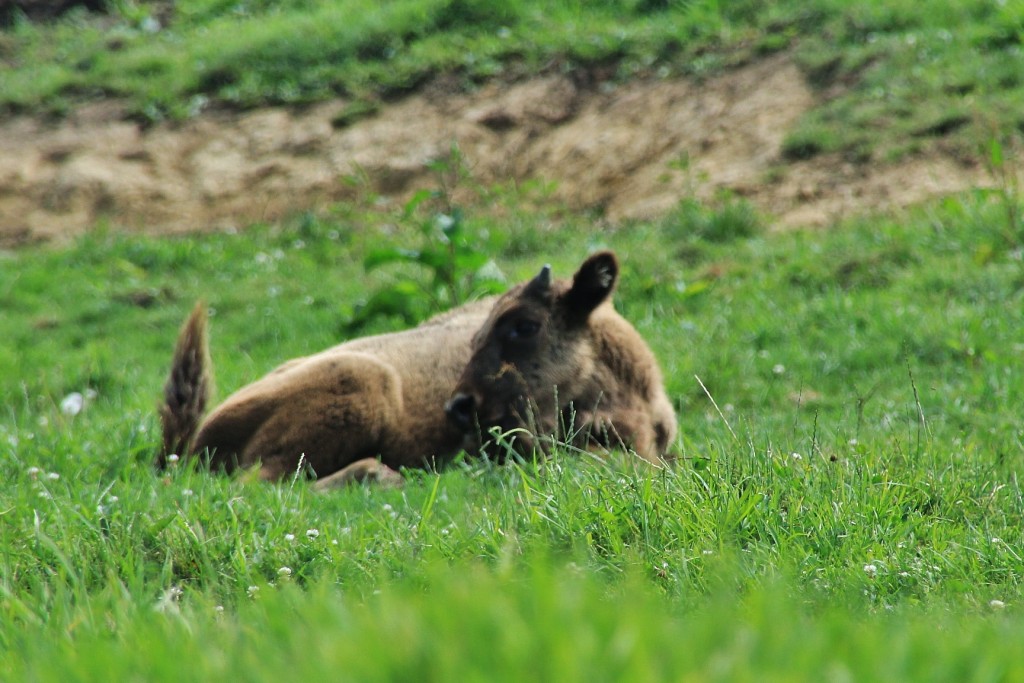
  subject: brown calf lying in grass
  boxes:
[158,251,676,489]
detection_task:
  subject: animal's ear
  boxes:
[563,251,618,323]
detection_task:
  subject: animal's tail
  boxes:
[157,302,213,468]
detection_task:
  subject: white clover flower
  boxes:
[278,567,292,577]
[60,392,84,416]
[247,585,260,597]
[772,364,786,375]
[47,472,60,481]
[182,489,194,497]
[791,452,802,461]
[27,467,41,478]
[215,605,225,614]
[167,454,180,464]
[863,564,878,578]
[306,528,320,539]
[155,586,183,614]
[284,533,296,542]
[990,599,1006,610]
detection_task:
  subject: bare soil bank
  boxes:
[0,54,995,247]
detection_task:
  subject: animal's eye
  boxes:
[507,320,540,340]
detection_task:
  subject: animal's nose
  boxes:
[445,393,476,431]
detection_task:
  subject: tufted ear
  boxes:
[562,251,618,323]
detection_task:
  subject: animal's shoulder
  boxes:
[590,306,660,394]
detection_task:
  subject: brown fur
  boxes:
[159,298,496,487]
[446,251,677,463]
[159,252,676,487]
[159,301,211,469]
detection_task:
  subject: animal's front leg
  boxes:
[312,458,403,491]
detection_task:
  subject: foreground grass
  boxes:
[2,0,1023,162]
[6,565,1024,682]
[1,184,1023,677]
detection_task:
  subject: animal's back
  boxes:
[187,297,496,478]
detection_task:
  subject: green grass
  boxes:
[2,182,1024,678]
[0,0,745,119]
[788,0,1024,161]
[7,565,1024,681]
[3,1,1024,674]
[2,0,1023,161]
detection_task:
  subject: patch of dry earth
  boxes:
[0,54,997,247]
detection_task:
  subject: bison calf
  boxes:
[159,251,675,488]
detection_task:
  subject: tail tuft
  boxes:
[157,302,212,468]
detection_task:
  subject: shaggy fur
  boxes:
[446,251,677,463]
[160,298,495,488]
[159,252,676,488]
[158,302,211,469]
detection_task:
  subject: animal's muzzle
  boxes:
[445,392,477,432]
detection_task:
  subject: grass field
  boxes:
[3,0,1024,679]
[2,182,1024,679]
[2,0,1023,160]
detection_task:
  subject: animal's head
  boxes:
[445,251,619,458]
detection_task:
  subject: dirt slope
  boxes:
[0,54,995,247]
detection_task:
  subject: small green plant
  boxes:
[344,148,507,331]
[330,98,380,129]
[780,124,839,161]
[661,196,762,244]
[980,135,1022,247]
